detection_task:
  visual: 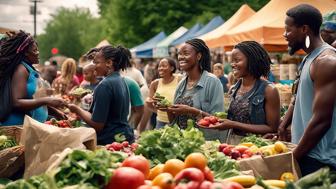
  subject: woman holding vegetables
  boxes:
[162,38,226,141]
[205,41,280,144]
[144,57,181,129]
[67,45,134,145]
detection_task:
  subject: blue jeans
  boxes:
[156,120,168,129]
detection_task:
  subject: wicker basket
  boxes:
[0,126,24,178]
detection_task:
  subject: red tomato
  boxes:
[218,143,229,152]
[243,149,254,157]
[209,116,218,124]
[203,167,214,182]
[105,167,145,189]
[199,181,213,189]
[174,168,205,184]
[198,119,210,127]
[122,155,150,178]
[234,146,249,154]
[222,146,234,156]
[203,117,211,121]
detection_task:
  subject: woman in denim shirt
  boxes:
[208,41,280,143]
[163,39,226,141]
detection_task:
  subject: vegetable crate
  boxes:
[0,126,24,178]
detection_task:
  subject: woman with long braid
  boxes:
[162,38,226,140]
[206,41,280,143]
[0,31,65,126]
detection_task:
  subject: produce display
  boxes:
[1,117,333,189]
[44,118,82,128]
[105,141,139,156]
[0,133,17,151]
[240,134,273,148]
[135,121,205,165]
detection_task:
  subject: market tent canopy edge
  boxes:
[153,26,188,58]
[131,31,167,58]
[199,4,256,48]
[219,0,336,52]
[171,23,203,46]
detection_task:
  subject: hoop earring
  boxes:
[305,35,310,49]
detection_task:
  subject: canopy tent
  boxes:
[199,4,256,48]
[191,16,224,38]
[153,26,188,58]
[216,0,336,52]
[171,23,203,46]
[95,39,110,48]
[131,31,167,58]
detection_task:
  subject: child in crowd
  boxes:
[213,63,229,93]
[80,63,99,91]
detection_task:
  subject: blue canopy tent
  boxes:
[171,23,203,46]
[192,16,224,38]
[131,31,167,58]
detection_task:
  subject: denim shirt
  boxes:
[174,71,225,114]
[228,79,269,125]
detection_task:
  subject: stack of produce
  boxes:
[44,118,81,128]
[135,121,205,165]
[105,141,139,156]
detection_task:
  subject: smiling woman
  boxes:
[161,38,226,141]
[0,30,66,126]
[207,41,280,144]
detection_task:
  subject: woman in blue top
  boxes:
[68,45,134,145]
[207,41,280,143]
[0,31,66,126]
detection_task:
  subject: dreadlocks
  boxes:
[0,31,35,121]
[185,38,211,72]
[100,45,130,72]
[234,41,271,79]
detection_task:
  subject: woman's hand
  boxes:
[44,97,66,108]
[67,103,80,114]
[167,104,192,115]
[205,119,234,130]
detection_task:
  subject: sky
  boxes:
[0,0,99,35]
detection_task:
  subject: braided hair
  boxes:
[0,31,35,121]
[234,41,271,79]
[100,45,130,72]
[185,38,211,72]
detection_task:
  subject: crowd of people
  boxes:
[0,4,335,176]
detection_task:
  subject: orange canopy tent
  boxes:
[199,4,256,48]
[214,0,336,52]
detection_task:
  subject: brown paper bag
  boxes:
[21,116,97,179]
[238,152,301,180]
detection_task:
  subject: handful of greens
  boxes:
[240,134,272,148]
[0,134,17,151]
[53,149,126,188]
[207,151,240,179]
[154,92,171,107]
[135,123,205,166]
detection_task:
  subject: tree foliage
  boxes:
[37,8,105,62]
[38,0,269,61]
[98,0,269,48]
